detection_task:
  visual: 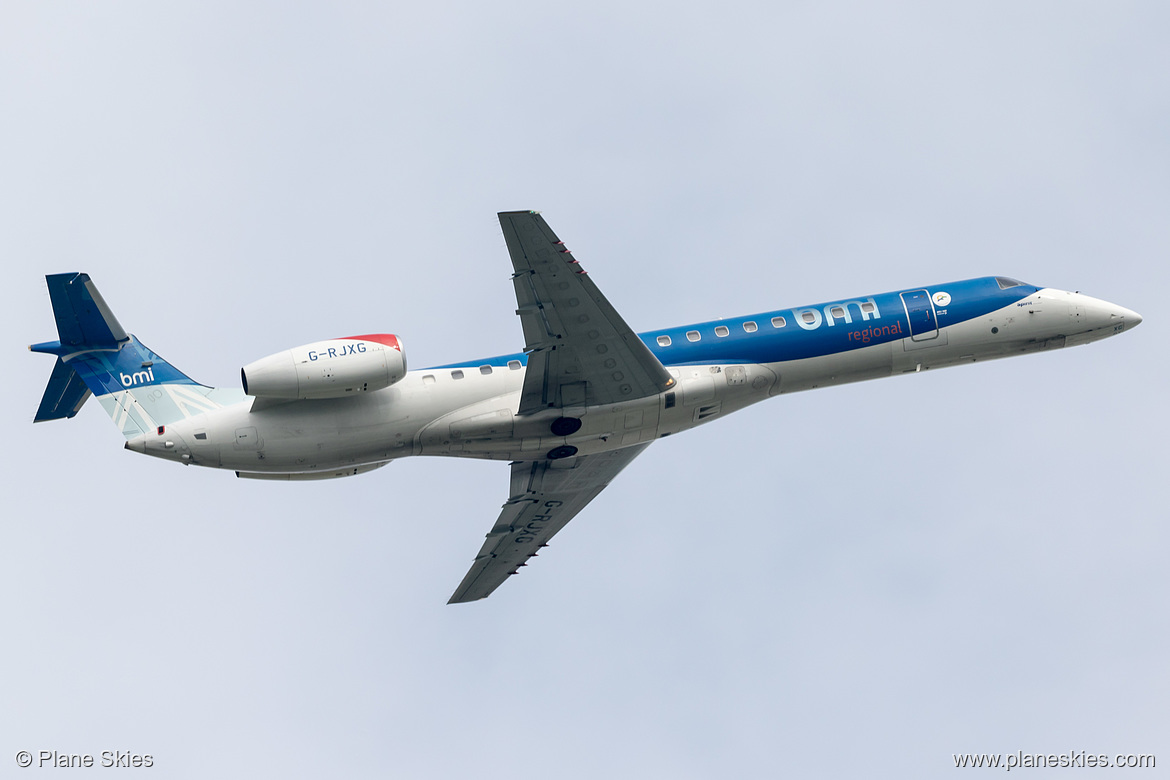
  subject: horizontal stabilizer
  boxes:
[33,357,92,422]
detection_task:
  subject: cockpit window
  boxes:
[996,277,1024,289]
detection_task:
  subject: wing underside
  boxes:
[448,212,669,603]
[448,444,650,604]
[500,211,674,415]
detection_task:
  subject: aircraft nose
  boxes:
[1068,292,1142,334]
[1119,306,1143,328]
[1101,301,1142,331]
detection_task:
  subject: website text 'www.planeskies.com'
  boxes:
[953,751,1155,771]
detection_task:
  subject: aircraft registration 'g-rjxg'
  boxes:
[31,211,1142,603]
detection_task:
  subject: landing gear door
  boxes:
[901,290,939,342]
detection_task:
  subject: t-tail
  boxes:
[30,273,242,438]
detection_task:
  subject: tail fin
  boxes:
[31,273,243,437]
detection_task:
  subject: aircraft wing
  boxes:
[499,211,675,415]
[448,443,651,604]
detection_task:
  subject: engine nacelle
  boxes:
[241,334,407,400]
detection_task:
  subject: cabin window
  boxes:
[451,370,464,380]
[507,360,522,370]
[743,321,758,333]
[714,325,729,337]
[479,365,493,375]
[802,311,817,324]
[423,374,435,385]
[862,302,875,314]
[657,335,672,346]
[686,330,700,342]
[771,316,786,328]
[830,306,845,318]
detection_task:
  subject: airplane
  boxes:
[30,211,1142,603]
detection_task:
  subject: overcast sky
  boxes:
[2,2,1167,778]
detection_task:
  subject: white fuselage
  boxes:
[126,287,1138,477]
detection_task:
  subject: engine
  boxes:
[241,334,407,400]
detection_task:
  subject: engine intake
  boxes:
[241,334,407,399]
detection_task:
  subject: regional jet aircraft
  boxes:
[31,211,1142,602]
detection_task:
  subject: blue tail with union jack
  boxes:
[30,273,242,438]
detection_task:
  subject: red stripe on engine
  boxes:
[343,333,401,350]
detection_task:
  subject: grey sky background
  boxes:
[2,2,1167,778]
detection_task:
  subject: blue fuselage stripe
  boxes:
[427,276,1038,371]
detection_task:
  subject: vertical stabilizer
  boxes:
[31,273,244,435]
